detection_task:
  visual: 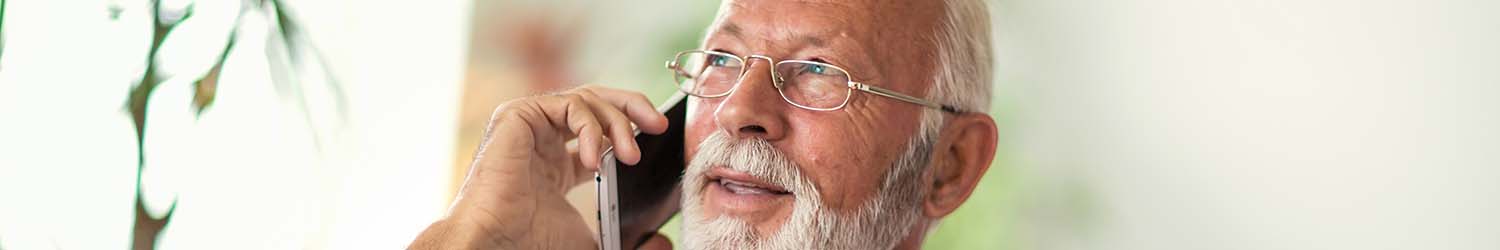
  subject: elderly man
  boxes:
[411,0,996,249]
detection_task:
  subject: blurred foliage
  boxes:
[1,0,7,63]
[923,157,1013,249]
[639,23,711,103]
[124,0,335,249]
[126,1,192,248]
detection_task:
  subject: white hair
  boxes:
[910,0,994,237]
[921,0,995,137]
[933,0,995,113]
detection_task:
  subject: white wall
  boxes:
[992,0,1500,249]
[273,0,471,248]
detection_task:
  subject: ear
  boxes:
[923,113,998,218]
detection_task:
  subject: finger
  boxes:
[582,86,669,135]
[564,142,593,187]
[636,232,673,250]
[598,136,619,166]
[543,93,607,170]
[464,101,550,206]
[576,89,645,165]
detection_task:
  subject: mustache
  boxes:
[684,131,817,197]
[680,131,826,249]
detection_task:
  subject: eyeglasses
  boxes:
[665,50,961,114]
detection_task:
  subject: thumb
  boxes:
[636,232,673,250]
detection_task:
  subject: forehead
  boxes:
[706,0,945,78]
[711,1,874,49]
[711,0,945,36]
[718,0,940,22]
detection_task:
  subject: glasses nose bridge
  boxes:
[719,54,788,107]
[742,55,782,85]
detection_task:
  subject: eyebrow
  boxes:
[722,23,743,37]
[719,22,827,48]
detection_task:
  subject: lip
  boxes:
[708,167,791,193]
[703,167,794,216]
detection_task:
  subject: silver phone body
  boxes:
[597,155,623,250]
[597,92,687,250]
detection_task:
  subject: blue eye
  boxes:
[805,64,826,75]
[709,55,730,66]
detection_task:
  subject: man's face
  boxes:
[679,0,946,248]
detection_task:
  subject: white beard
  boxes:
[680,131,934,250]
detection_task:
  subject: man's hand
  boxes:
[410,86,669,249]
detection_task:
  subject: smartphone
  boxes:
[597,92,688,250]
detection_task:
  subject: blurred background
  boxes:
[1,0,1496,249]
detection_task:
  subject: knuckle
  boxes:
[490,98,528,121]
[562,93,586,105]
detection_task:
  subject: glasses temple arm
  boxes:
[851,82,962,114]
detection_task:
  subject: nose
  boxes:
[713,57,789,140]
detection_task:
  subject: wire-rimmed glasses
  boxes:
[665,50,961,114]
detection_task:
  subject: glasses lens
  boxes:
[775,61,851,109]
[672,51,743,97]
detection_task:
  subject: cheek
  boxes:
[783,115,889,211]
[683,121,710,162]
[789,112,888,169]
[683,99,721,159]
